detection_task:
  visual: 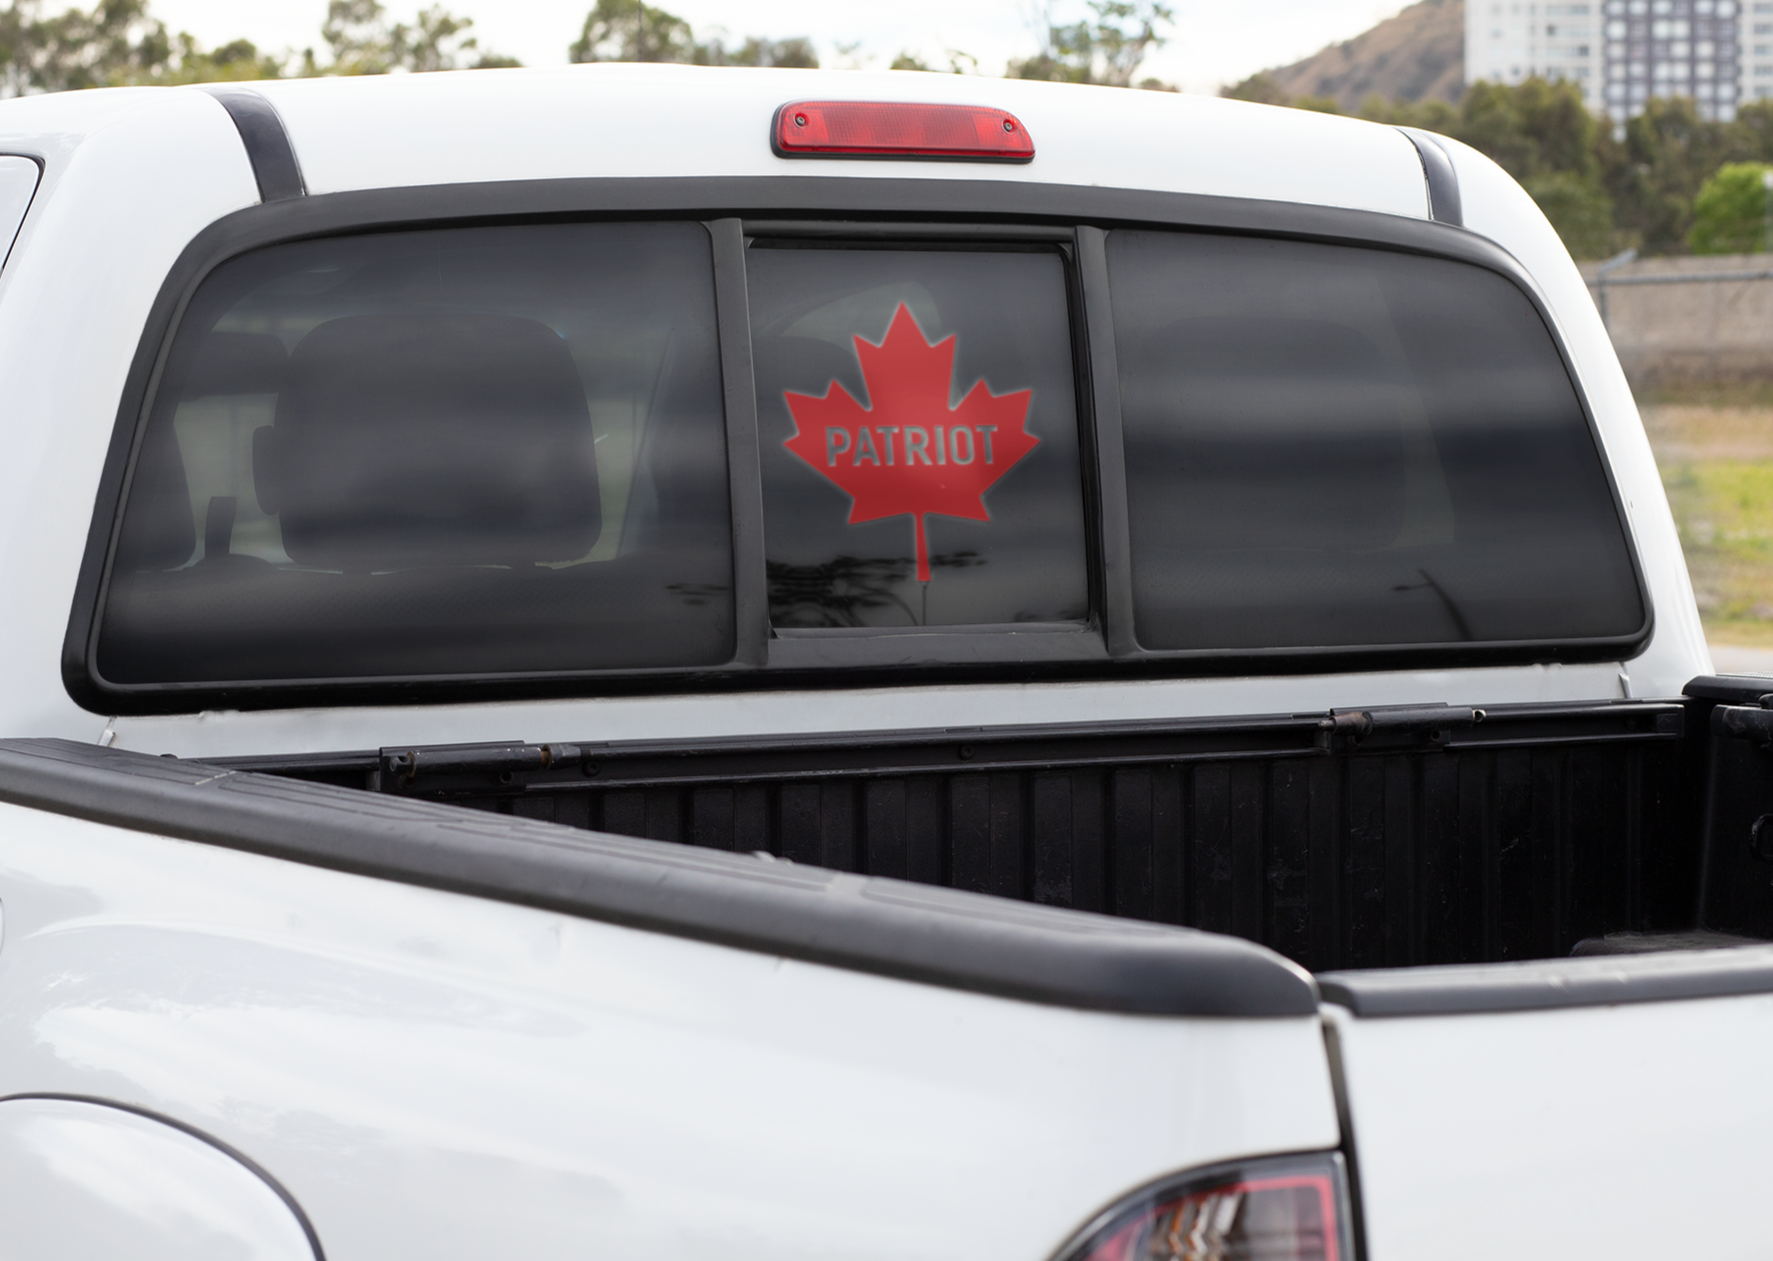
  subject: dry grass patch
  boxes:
[1642,392,1773,644]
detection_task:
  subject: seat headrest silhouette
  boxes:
[262,313,600,570]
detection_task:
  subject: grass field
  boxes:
[1640,383,1773,646]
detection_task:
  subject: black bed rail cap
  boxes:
[1684,673,1773,705]
[0,739,1317,1019]
[1319,942,1773,1018]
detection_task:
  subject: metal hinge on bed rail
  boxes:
[1315,704,1485,753]
[1712,701,1773,747]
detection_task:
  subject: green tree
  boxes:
[699,35,818,69]
[1355,93,1458,134]
[1689,162,1773,254]
[400,5,476,72]
[1215,66,1773,256]
[569,0,695,63]
[2,0,169,91]
[317,0,392,73]
[1,0,514,90]
[891,49,977,74]
[1456,78,1598,182]
[1600,96,1746,253]
[1729,98,1773,163]
[161,34,285,83]
[1524,170,1616,258]
[307,0,502,75]
[1220,70,1289,105]
[1009,0,1173,88]
[0,6,23,92]
[1222,75,1623,257]
[1450,79,1619,257]
[1,0,288,91]
[569,0,816,69]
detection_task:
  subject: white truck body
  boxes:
[0,66,1764,1261]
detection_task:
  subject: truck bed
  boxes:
[215,691,1738,973]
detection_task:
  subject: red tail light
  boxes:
[772,101,1035,163]
[1057,1154,1351,1261]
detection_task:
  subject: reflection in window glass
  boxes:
[98,222,734,685]
[748,245,1089,629]
[1108,231,1643,652]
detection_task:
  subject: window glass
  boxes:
[97,222,733,685]
[1108,231,1644,652]
[748,245,1089,629]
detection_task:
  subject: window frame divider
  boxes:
[1076,226,1139,658]
[708,217,771,668]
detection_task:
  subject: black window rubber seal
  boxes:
[0,737,1320,1019]
[200,87,306,203]
[1397,128,1462,227]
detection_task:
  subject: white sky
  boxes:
[133,0,1413,94]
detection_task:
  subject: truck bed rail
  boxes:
[0,737,1317,1017]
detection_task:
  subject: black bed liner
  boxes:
[0,738,1316,1019]
[216,698,1700,973]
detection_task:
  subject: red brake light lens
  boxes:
[1058,1155,1350,1261]
[772,101,1035,162]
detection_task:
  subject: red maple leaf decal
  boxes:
[782,303,1038,581]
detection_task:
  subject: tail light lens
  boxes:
[771,101,1035,162]
[1057,1154,1351,1261]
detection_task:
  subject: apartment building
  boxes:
[1466,3,1606,108]
[1466,0,1761,123]
[1750,0,1773,104]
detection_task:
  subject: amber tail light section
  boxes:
[1056,1154,1351,1261]
[771,101,1035,162]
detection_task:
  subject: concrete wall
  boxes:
[1578,253,1773,386]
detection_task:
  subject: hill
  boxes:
[1227,0,1465,110]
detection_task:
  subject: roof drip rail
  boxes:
[200,87,306,204]
[1398,127,1462,227]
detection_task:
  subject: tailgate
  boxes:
[1323,950,1773,1259]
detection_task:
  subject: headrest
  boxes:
[263,313,600,570]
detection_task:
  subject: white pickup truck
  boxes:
[2,64,1772,1261]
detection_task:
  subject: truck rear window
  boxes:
[80,209,1648,703]
[96,222,733,684]
[1107,231,1644,652]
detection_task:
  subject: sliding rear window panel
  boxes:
[1107,228,1648,662]
[62,179,1653,715]
[91,220,739,693]
[742,227,1109,670]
